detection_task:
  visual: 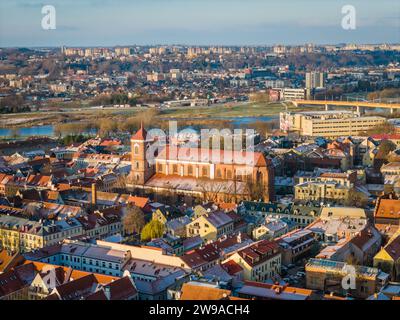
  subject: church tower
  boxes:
[130,123,154,185]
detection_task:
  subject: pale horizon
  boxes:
[0,0,399,47]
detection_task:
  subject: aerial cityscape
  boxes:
[0,0,400,306]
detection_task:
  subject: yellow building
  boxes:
[306,258,388,299]
[280,111,386,137]
[374,231,400,281]
[0,228,21,253]
[223,240,281,282]
[295,181,353,203]
[186,211,234,242]
[0,206,83,253]
[0,174,24,197]
[362,148,378,167]
[294,171,367,204]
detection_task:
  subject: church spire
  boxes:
[131,122,147,141]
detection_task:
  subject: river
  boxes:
[0,116,278,138]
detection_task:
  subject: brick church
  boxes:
[129,124,275,203]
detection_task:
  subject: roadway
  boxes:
[292,100,400,113]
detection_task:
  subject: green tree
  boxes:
[140,219,165,242]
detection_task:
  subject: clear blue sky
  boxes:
[0,0,399,47]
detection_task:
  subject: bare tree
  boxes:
[198,180,224,203]
[122,204,145,236]
[345,189,368,207]
[245,179,265,201]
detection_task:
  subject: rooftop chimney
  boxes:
[91,183,97,206]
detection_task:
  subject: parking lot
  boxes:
[281,262,307,287]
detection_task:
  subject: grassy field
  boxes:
[158,101,302,119]
[0,101,323,129]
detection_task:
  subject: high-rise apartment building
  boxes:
[305,72,326,89]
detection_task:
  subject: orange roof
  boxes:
[218,202,237,211]
[0,250,24,273]
[56,183,72,191]
[375,199,400,219]
[127,195,149,208]
[180,283,232,300]
[24,261,119,284]
[100,139,122,147]
[45,190,60,200]
[324,294,350,300]
[244,281,313,297]
[228,296,249,300]
[26,174,51,187]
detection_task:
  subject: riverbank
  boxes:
[0,101,317,138]
[1,101,291,126]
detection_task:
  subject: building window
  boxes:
[188,165,193,175]
[173,164,178,174]
[202,167,208,177]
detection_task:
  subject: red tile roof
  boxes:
[54,274,99,300]
[222,260,243,275]
[384,233,400,261]
[243,281,313,298]
[181,233,251,268]
[157,145,268,167]
[0,269,26,298]
[104,276,137,300]
[131,124,147,141]
[371,134,400,140]
[237,240,280,267]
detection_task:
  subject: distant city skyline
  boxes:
[0,0,399,47]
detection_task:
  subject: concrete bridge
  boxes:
[292,100,400,114]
